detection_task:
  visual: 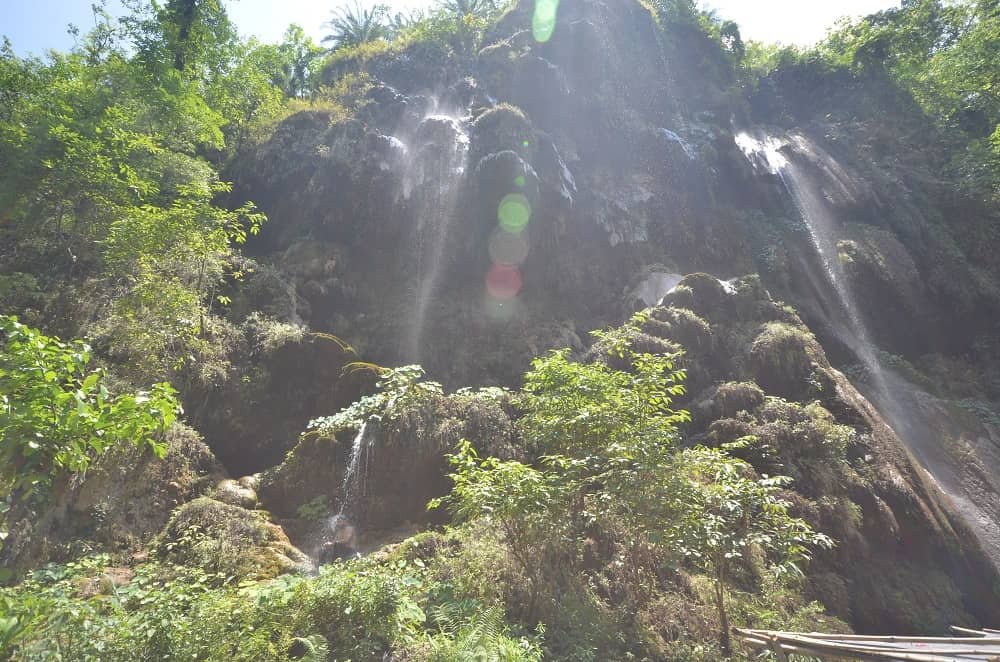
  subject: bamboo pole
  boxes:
[750,629,1000,645]
[735,632,957,662]
[951,626,988,637]
[734,629,1000,661]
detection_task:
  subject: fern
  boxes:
[419,601,543,662]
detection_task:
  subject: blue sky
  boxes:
[2,0,900,57]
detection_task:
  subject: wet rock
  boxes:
[360,84,408,129]
[258,389,519,550]
[617,273,1000,631]
[211,478,258,509]
[183,316,367,475]
[470,104,536,163]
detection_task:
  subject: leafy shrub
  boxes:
[307,364,444,437]
[0,555,422,661]
[404,601,544,661]
[0,316,179,501]
[666,445,834,654]
[296,495,331,520]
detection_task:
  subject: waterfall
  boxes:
[659,128,697,160]
[339,421,369,513]
[736,129,1000,567]
[323,421,374,562]
[404,113,471,362]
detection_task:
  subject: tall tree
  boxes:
[322,2,390,50]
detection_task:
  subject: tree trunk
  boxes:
[715,573,732,656]
[171,0,198,71]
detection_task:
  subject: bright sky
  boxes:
[704,0,900,45]
[2,0,900,57]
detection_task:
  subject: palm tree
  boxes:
[438,0,498,18]
[322,2,389,50]
[386,9,425,38]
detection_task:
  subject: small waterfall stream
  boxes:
[323,421,375,562]
[736,129,1000,567]
[404,113,471,363]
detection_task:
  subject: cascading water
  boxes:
[403,113,471,363]
[323,421,374,562]
[736,129,1000,567]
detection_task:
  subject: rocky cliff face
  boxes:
[211,0,1000,630]
[10,0,1000,636]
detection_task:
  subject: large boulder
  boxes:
[154,497,309,580]
[1,423,224,578]
[182,314,368,474]
[258,388,519,552]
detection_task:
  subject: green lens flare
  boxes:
[514,175,526,188]
[497,193,532,233]
[533,0,559,42]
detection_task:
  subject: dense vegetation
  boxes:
[1,0,999,659]
[746,0,1000,202]
[1,321,837,660]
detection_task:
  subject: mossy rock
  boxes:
[0,423,224,577]
[210,479,259,509]
[702,381,766,420]
[649,307,714,353]
[470,103,536,162]
[155,497,309,580]
[749,321,825,399]
[258,433,342,520]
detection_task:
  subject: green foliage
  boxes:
[319,0,498,84]
[296,495,331,520]
[667,446,832,575]
[98,180,264,372]
[430,440,564,609]
[123,0,240,79]
[400,8,493,56]
[206,41,288,150]
[666,445,833,653]
[0,550,545,662]
[323,2,391,50]
[0,316,178,500]
[307,365,444,436]
[412,601,544,661]
[439,0,501,19]
[435,319,691,616]
[254,25,324,98]
[433,314,836,656]
[0,10,272,379]
[818,0,1000,199]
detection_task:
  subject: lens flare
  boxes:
[486,264,522,300]
[532,0,559,42]
[514,175,526,188]
[488,227,529,266]
[497,193,531,233]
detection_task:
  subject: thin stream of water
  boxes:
[322,421,371,564]
[405,114,470,362]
